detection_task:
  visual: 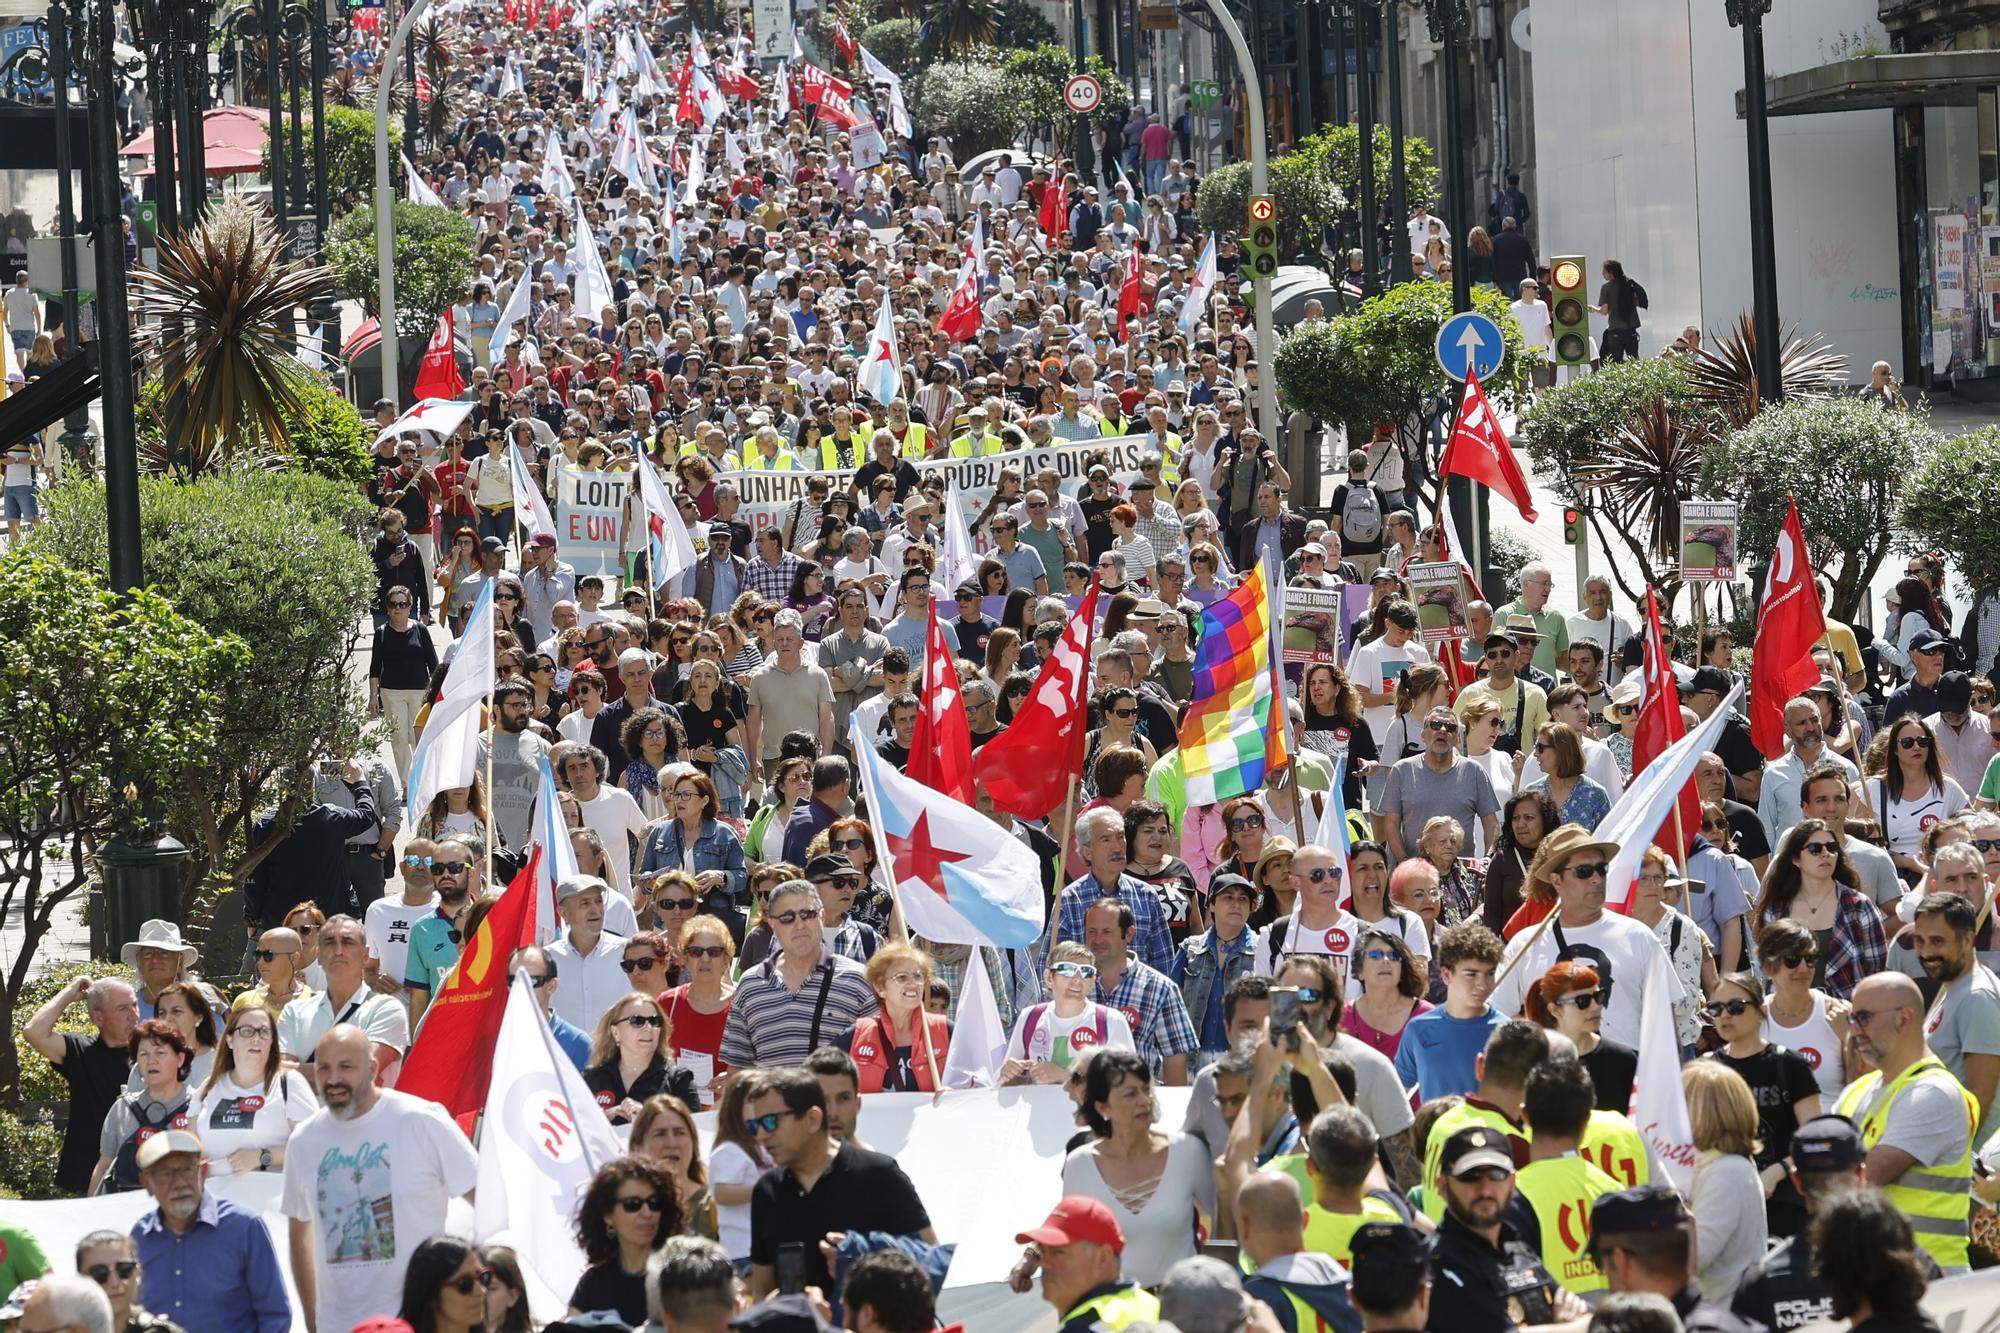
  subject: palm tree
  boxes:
[1570,396,1709,607]
[1684,314,1847,429]
[131,200,333,475]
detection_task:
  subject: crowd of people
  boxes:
[10,5,1996,1333]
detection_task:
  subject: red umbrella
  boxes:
[120,105,271,159]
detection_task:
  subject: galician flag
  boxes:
[509,443,556,544]
[636,450,697,590]
[488,273,535,360]
[858,292,901,406]
[1179,233,1216,335]
[851,718,1045,949]
[527,759,580,944]
[571,196,617,319]
[406,579,495,824]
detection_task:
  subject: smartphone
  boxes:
[1269,986,1302,1047]
[776,1242,807,1296]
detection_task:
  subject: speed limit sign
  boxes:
[1063,74,1103,115]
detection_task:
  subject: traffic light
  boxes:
[1564,506,1584,546]
[1243,195,1278,280]
[1549,255,1590,366]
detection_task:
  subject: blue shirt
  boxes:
[708,558,741,616]
[1051,872,1176,976]
[404,909,462,991]
[551,1013,592,1070]
[133,1190,290,1333]
[1170,926,1256,1052]
[1393,1005,1505,1102]
[882,612,929,673]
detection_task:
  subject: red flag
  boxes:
[395,848,543,1121]
[1634,588,1699,858]
[715,62,761,100]
[1438,372,1537,523]
[1038,176,1068,243]
[504,0,519,21]
[1750,497,1828,758]
[412,307,463,400]
[909,604,974,804]
[975,578,1101,818]
[674,60,701,126]
[1116,247,1146,337]
[936,248,982,344]
[832,16,858,61]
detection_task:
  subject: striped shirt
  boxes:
[1093,955,1199,1075]
[718,951,879,1069]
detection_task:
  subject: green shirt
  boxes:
[0,1223,48,1303]
[404,910,462,992]
[1494,600,1571,676]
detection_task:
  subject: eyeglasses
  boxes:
[443,1268,498,1295]
[1050,962,1099,979]
[230,1024,274,1040]
[830,836,867,853]
[1294,986,1324,1004]
[615,1195,666,1214]
[435,860,470,875]
[654,896,698,912]
[1563,862,1609,879]
[684,944,729,959]
[1801,840,1840,856]
[252,949,297,963]
[403,854,434,869]
[618,1013,666,1029]
[1362,948,1400,963]
[744,1109,802,1135]
[620,957,663,974]
[1898,735,1931,750]
[1702,998,1757,1019]
[1555,989,1607,1010]
[1428,720,1461,734]
[770,907,822,925]
[1228,814,1264,832]
[85,1262,138,1284]
[1778,953,1817,970]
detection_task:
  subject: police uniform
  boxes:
[1424,1127,1564,1333]
[1590,1187,1767,1333]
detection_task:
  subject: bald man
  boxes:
[280,1025,478,1333]
[1237,1170,1361,1333]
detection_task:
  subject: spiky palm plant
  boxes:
[416,18,460,149]
[1571,395,1710,594]
[1684,314,1848,430]
[919,0,1003,59]
[131,201,333,475]
[324,66,407,118]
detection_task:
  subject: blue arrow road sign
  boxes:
[1434,311,1506,382]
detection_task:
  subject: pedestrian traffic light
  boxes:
[1549,255,1590,366]
[1564,506,1584,546]
[1243,195,1278,280]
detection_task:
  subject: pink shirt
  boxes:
[1141,123,1174,161]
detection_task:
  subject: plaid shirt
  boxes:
[1094,954,1199,1075]
[1761,887,1885,1000]
[927,944,1041,1032]
[1133,505,1185,568]
[747,551,802,603]
[1051,873,1176,975]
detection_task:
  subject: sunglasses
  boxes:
[85,1262,138,1284]
[1801,840,1840,856]
[1428,720,1461,734]
[1703,998,1757,1019]
[1049,961,1099,980]
[684,943,729,959]
[1228,814,1265,832]
[252,949,297,963]
[744,1110,800,1135]
[443,1268,497,1295]
[403,854,434,868]
[1453,1166,1511,1184]
[618,1013,666,1029]
[1111,707,1139,719]
[1778,952,1817,970]
[830,836,867,853]
[1898,735,1931,750]
[770,907,822,925]
[653,894,698,911]
[1563,862,1609,879]
[1556,989,1608,1011]
[1293,986,1324,1004]
[621,957,663,974]
[1362,948,1401,963]
[1298,866,1342,883]
[615,1195,666,1213]
[435,860,471,875]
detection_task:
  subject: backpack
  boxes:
[1339,484,1384,546]
[1628,278,1650,309]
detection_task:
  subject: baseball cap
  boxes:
[1939,669,1973,711]
[135,1128,203,1172]
[1441,1125,1515,1178]
[803,853,857,880]
[480,536,507,554]
[1791,1115,1867,1172]
[1590,1184,1690,1240]
[1908,626,1948,654]
[1158,1257,1250,1333]
[1205,872,1258,904]
[1300,542,1327,559]
[1016,1195,1125,1252]
[527,532,557,549]
[1349,1221,1435,1272]
[1688,665,1734,696]
[708,522,735,541]
[1369,566,1400,584]
[1483,629,1517,650]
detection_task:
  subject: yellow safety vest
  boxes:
[894,423,930,458]
[1302,1194,1406,1267]
[1150,433,1184,487]
[1579,1110,1650,1189]
[1099,414,1132,437]
[1421,1101,1526,1221]
[1515,1154,1620,1296]
[816,435,866,470]
[1060,1283,1160,1332]
[1835,1056,1976,1270]
[949,431,1004,457]
[744,449,799,471]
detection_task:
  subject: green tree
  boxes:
[1901,424,2000,591]
[993,0,1058,50]
[32,471,378,929]
[1002,45,1128,142]
[135,370,374,487]
[907,55,1023,157]
[1273,280,1537,499]
[1703,396,1939,621]
[1298,124,1441,217]
[262,106,401,210]
[1196,153,1343,259]
[857,18,922,75]
[324,201,476,349]
[0,553,243,1105]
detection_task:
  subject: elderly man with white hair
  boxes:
[1048,807,1176,974]
[1494,562,1570,676]
[545,874,632,1032]
[20,1273,113,1333]
[717,880,878,1069]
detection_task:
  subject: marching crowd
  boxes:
[10,5,1997,1333]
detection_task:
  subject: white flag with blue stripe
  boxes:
[528,758,582,943]
[858,292,901,407]
[406,579,495,826]
[1179,233,1217,335]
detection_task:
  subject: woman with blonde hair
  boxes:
[1681,1059,1768,1299]
[659,913,735,1105]
[583,992,698,1123]
[629,1093,717,1238]
[842,943,952,1092]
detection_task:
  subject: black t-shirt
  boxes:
[678,696,742,754]
[1302,709,1379,811]
[1079,496,1119,560]
[55,1033,133,1195]
[1581,1039,1638,1114]
[1721,799,1771,863]
[952,615,998,657]
[855,458,921,502]
[750,1141,931,1291]
[570,1260,650,1325]
[1706,1041,1819,1234]
[1713,715,1764,783]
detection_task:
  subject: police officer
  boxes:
[1731,1116,1939,1332]
[1426,1126,1580,1333]
[1011,1196,1160,1333]
[1347,1222,1434,1333]
[1589,1186,1765,1333]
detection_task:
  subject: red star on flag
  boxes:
[886,811,970,899]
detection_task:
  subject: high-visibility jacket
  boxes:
[1058,1282,1160,1333]
[1515,1153,1621,1296]
[1302,1194,1406,1268]
[816,435,867,470]
[893,423,930,458]
[1422,1100,1527,1221]
[1835,1056,1976,1270]
[948,430,1005,457]
[1580,1109,1651,1189]
[744,448,800,471]
[1098,413,1134,437]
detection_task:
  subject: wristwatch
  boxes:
[259,1148,273,1172]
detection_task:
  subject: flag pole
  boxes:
[485,669,498,892]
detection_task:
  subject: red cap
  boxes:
[1015,1195,1125,1253]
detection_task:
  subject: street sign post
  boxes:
[1434,310,1505,381]
[1062,73,1102,115]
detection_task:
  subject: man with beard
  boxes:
[479,680,553,852]
[401,837,484,1025]
[281,1025,477,1333]
[1425,1125,1581,1333]
[132,1129,290,1332]
[1898,892,2000,1143]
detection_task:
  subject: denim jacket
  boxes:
[639,817,748,899]
[1170,925,1257,1050]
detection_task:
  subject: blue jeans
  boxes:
[8,330,31,356]
[1145,159,1167,196]
[477,505,514,545]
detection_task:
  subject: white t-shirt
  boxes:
[189,1068,319,1173]
[1347,637,1432,745]
[1490,911,1684,1049]
[365,893,438,991]
[1861,776,1970,858]
[1252,906,1363,979]
[280,1090,480,1333]
[576,785,649,895]
[1004,1002,1137,1067]
[1510,299,1552,348]
[4,285,38,331]
[709,1139,766,1261]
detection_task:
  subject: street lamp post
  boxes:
[375,0,439,405]
[47,8,93,471]
[1728,0,1782,402]
[1423,0,1485,589]
[1350,0,1377,295]
[1385,1,1410,285]
[1197,0,1279,443]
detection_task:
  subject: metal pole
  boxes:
[310,0,337,357]
[172,4,203,224]
[85,0,142,591]
[1330,5,1348,128]
[1354,1,1377,295]
[1198,0,1278,444]
[1298,1,1318,148]
[148,9,177,239]
[49,9,92,466]
[375,0,437,406]
[1731,0,1782,402]
[1427,1,1481,585]
[1385,1,1409,284]
[265,0,286,232]
[1072,0,1091,185]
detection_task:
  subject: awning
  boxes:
[1740,51,2000,119]
[120,105,270,157]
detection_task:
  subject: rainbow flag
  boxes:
[1177,563,1287,806]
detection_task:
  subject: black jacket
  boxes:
[246,781,379,928]
[583,1052,698,1110]
[372,534,430,615]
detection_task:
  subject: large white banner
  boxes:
[555,463,631,576]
